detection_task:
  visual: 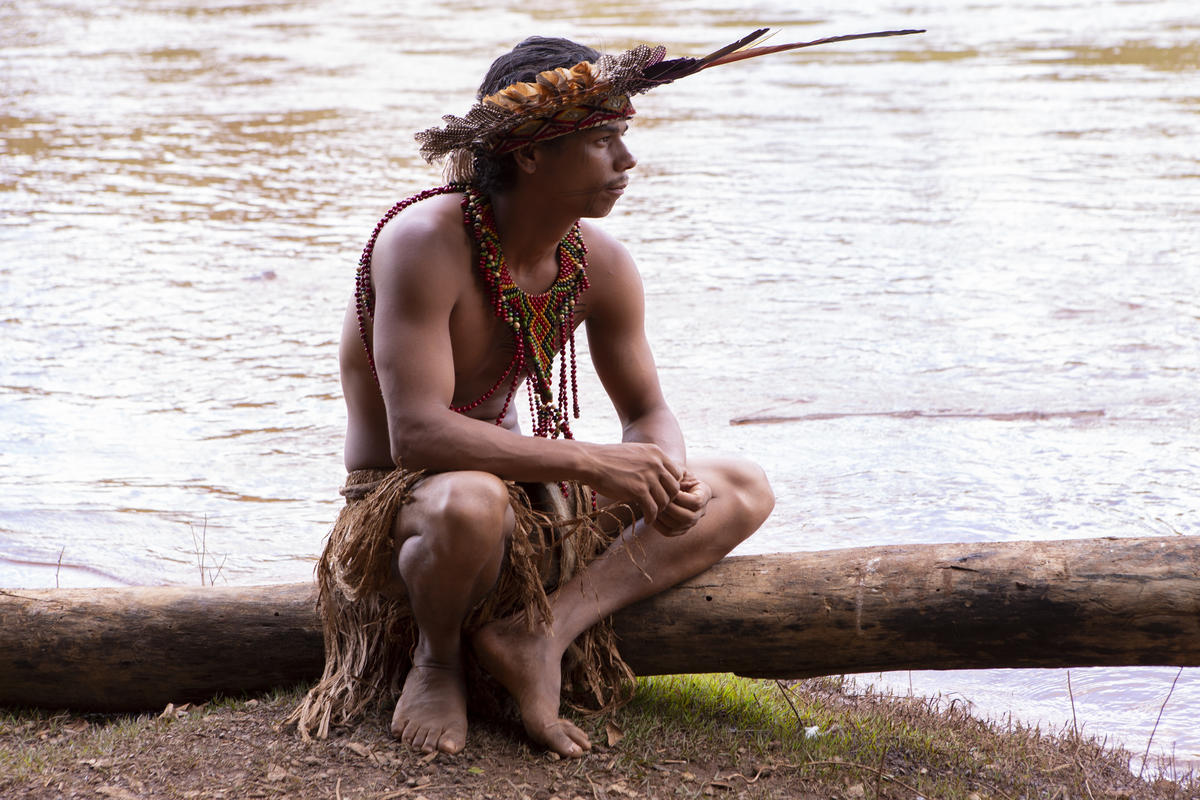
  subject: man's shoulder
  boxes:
[578,220,637,277]
[370,190,470,276]
[576,220,644,323]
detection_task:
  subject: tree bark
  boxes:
[1,536,1197,712]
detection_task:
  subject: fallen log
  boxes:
[1,536,1197,712]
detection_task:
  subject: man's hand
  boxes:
[584,442,684,525]
[651,471,712,537]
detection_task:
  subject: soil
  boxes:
[3,697,826,800]
[4,683,1197,800]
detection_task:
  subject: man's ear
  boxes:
[512,145,538,175]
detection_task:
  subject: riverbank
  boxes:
[3,675,1195,799]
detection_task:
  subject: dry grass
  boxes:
[1,675,1196,799]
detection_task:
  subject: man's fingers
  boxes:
[657,468,681,500]
[638,487,664,524]
[670,486,705,512]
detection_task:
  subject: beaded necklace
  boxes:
[355,184,588,440]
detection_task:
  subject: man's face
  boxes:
[531,120,637,218]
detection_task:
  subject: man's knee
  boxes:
[402,471,513,554]
[709,457,775,533]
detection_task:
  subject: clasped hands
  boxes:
[589,443,710,537]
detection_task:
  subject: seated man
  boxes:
[293,35,774,759]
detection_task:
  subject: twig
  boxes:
[724,769,764,785]
[1139,666,1184,780]
[1067,671,1080,741]
[773,680,805,727]
[189,515,226,586]
[55,547,65,589]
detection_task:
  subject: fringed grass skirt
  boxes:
[289,468,635,739]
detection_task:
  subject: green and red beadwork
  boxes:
[355,184,588,440]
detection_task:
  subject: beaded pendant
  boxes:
[355,184,589,440]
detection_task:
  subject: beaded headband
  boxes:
[415,27,925,171]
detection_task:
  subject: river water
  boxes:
[2,0,1197,773]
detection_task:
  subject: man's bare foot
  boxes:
[390,663,468,755]
[471,619,592,758]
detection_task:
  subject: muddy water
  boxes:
[2,0,1197,770]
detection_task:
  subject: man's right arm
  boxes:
[368,212,682,519]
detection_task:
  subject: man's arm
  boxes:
[581,224,711,534]
[368,205,683,520]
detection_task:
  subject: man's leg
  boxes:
[389,470,514,755]
[473,456,773,757]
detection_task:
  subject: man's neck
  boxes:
[488,187,578,277]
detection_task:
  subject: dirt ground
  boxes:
[3,681,1197,800]
[4,699,827,800]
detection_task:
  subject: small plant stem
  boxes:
[1139,666,1184,780]
[774,680,804,728]
[1067,670,1080,740]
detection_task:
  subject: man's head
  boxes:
[418,36,644,194]
[470,37,602,194]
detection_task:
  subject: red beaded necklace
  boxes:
[355,184,589,440]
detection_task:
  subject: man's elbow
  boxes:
[388,418,437,470]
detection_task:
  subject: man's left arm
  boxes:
[581,227,711,535]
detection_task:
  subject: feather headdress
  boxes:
[415,27,924,169]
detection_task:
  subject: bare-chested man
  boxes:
[304,35,774,759]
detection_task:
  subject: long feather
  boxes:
[700,29,926,70]
[641,28,773,83]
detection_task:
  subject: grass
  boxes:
[605,674,1198,799]
[7,674,1194,799]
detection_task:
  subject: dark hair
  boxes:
[467,37,601,194]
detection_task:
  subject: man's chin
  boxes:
[583,193,623,218]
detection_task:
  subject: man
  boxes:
[293,34,779,759]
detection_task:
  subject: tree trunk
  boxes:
[1,536,1197,712]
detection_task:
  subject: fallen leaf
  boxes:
[846,783,866,798]
[605,719,625,747]
[345,742,371,758]
[266,764,289,782]
[96,787,139,800]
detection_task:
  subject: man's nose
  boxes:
[616,140,637,171]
